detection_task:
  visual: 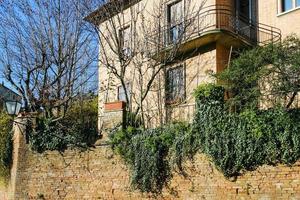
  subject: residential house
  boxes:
[86,0,299,133]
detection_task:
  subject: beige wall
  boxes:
[258,0,300,38]
[97,0,221,129]
[97,0,300,130]
[258,1,300,109]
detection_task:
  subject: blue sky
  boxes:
[0,67,11,88]
[0,0,101,95]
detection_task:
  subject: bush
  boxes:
[109,83,300,193]
[29,117,74,153]
[125,112,143,128]
[217,35,300,110]
[193,83,225,105]
[192,104,300,177]
[30,98,98,152]
[0,111,13,179]
[109,122,189,194]
[63,97,98,145]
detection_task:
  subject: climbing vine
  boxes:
[110,83,300,194]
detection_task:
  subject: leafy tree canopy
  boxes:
[217,35,300,111]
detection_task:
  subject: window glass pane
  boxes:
[123,27,130,47]
[118,84,131,102]
[166,66,185,103]
[282,0,293,12]
[169,1,183,25]
[297,0,300,7]
[120,26,131,56]
[167,1,183,44]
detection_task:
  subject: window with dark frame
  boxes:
[117,83,131,102]
[119,26,131,57]
[281,0,293,12]
[166,65,185,104]
[167,0,184,44]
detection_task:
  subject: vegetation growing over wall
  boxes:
[109,35,300,194]
[110,84,300,194]
[0,111,13,181]
[30,97,98,153]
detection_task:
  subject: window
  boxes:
[166,65,185,103]
[279,0,300,13]
[239,0,250,19]
[118,83,131,102]
[119,26,131,57]
[282,0,293,12]
[167,0,184,44]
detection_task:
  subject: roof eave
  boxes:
[84,0,141,26]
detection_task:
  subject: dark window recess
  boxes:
[167,0,184,44]
[282,0,293,12]
[118,83,131,102]
[239,0,250,20]
[166,65,185,103]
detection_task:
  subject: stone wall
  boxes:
[11,144,300,200]
[2,117,300,199]
[2,111,300,200]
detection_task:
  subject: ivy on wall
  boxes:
[110,83,300,194]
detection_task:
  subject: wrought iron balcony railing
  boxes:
[147,5,281,54]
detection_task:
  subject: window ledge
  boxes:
[277,6,300,17]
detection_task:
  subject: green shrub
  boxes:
[109,122,189,193]
[129,129,171,193]
[63,97,99,145]
[217,35,300,110]
[109,83,300,193]
[30,98,99,152]
[29,117,73,153]
[109,126,141,163]
[192,104,300,177]
[193,83,225,105]
[124,112,143,128]
[0,111,13,179]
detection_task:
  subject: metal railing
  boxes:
[147,5,281,53]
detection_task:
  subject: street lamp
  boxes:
[5,100,28,141]
[5,100,22,116]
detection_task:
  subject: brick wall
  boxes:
[3,117,300,199]
[12,145,300,200]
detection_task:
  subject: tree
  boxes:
[217,35,300,111]
[0,0,97,119]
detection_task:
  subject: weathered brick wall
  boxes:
[4,117,300,199]
[13,144,300,200]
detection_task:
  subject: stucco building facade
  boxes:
[87,0,299,133]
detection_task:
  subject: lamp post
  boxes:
[5,100,29,143]
[5,100,22,116]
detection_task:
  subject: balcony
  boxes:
[147,5,281,60]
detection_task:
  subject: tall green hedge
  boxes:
[0,111,13,180]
